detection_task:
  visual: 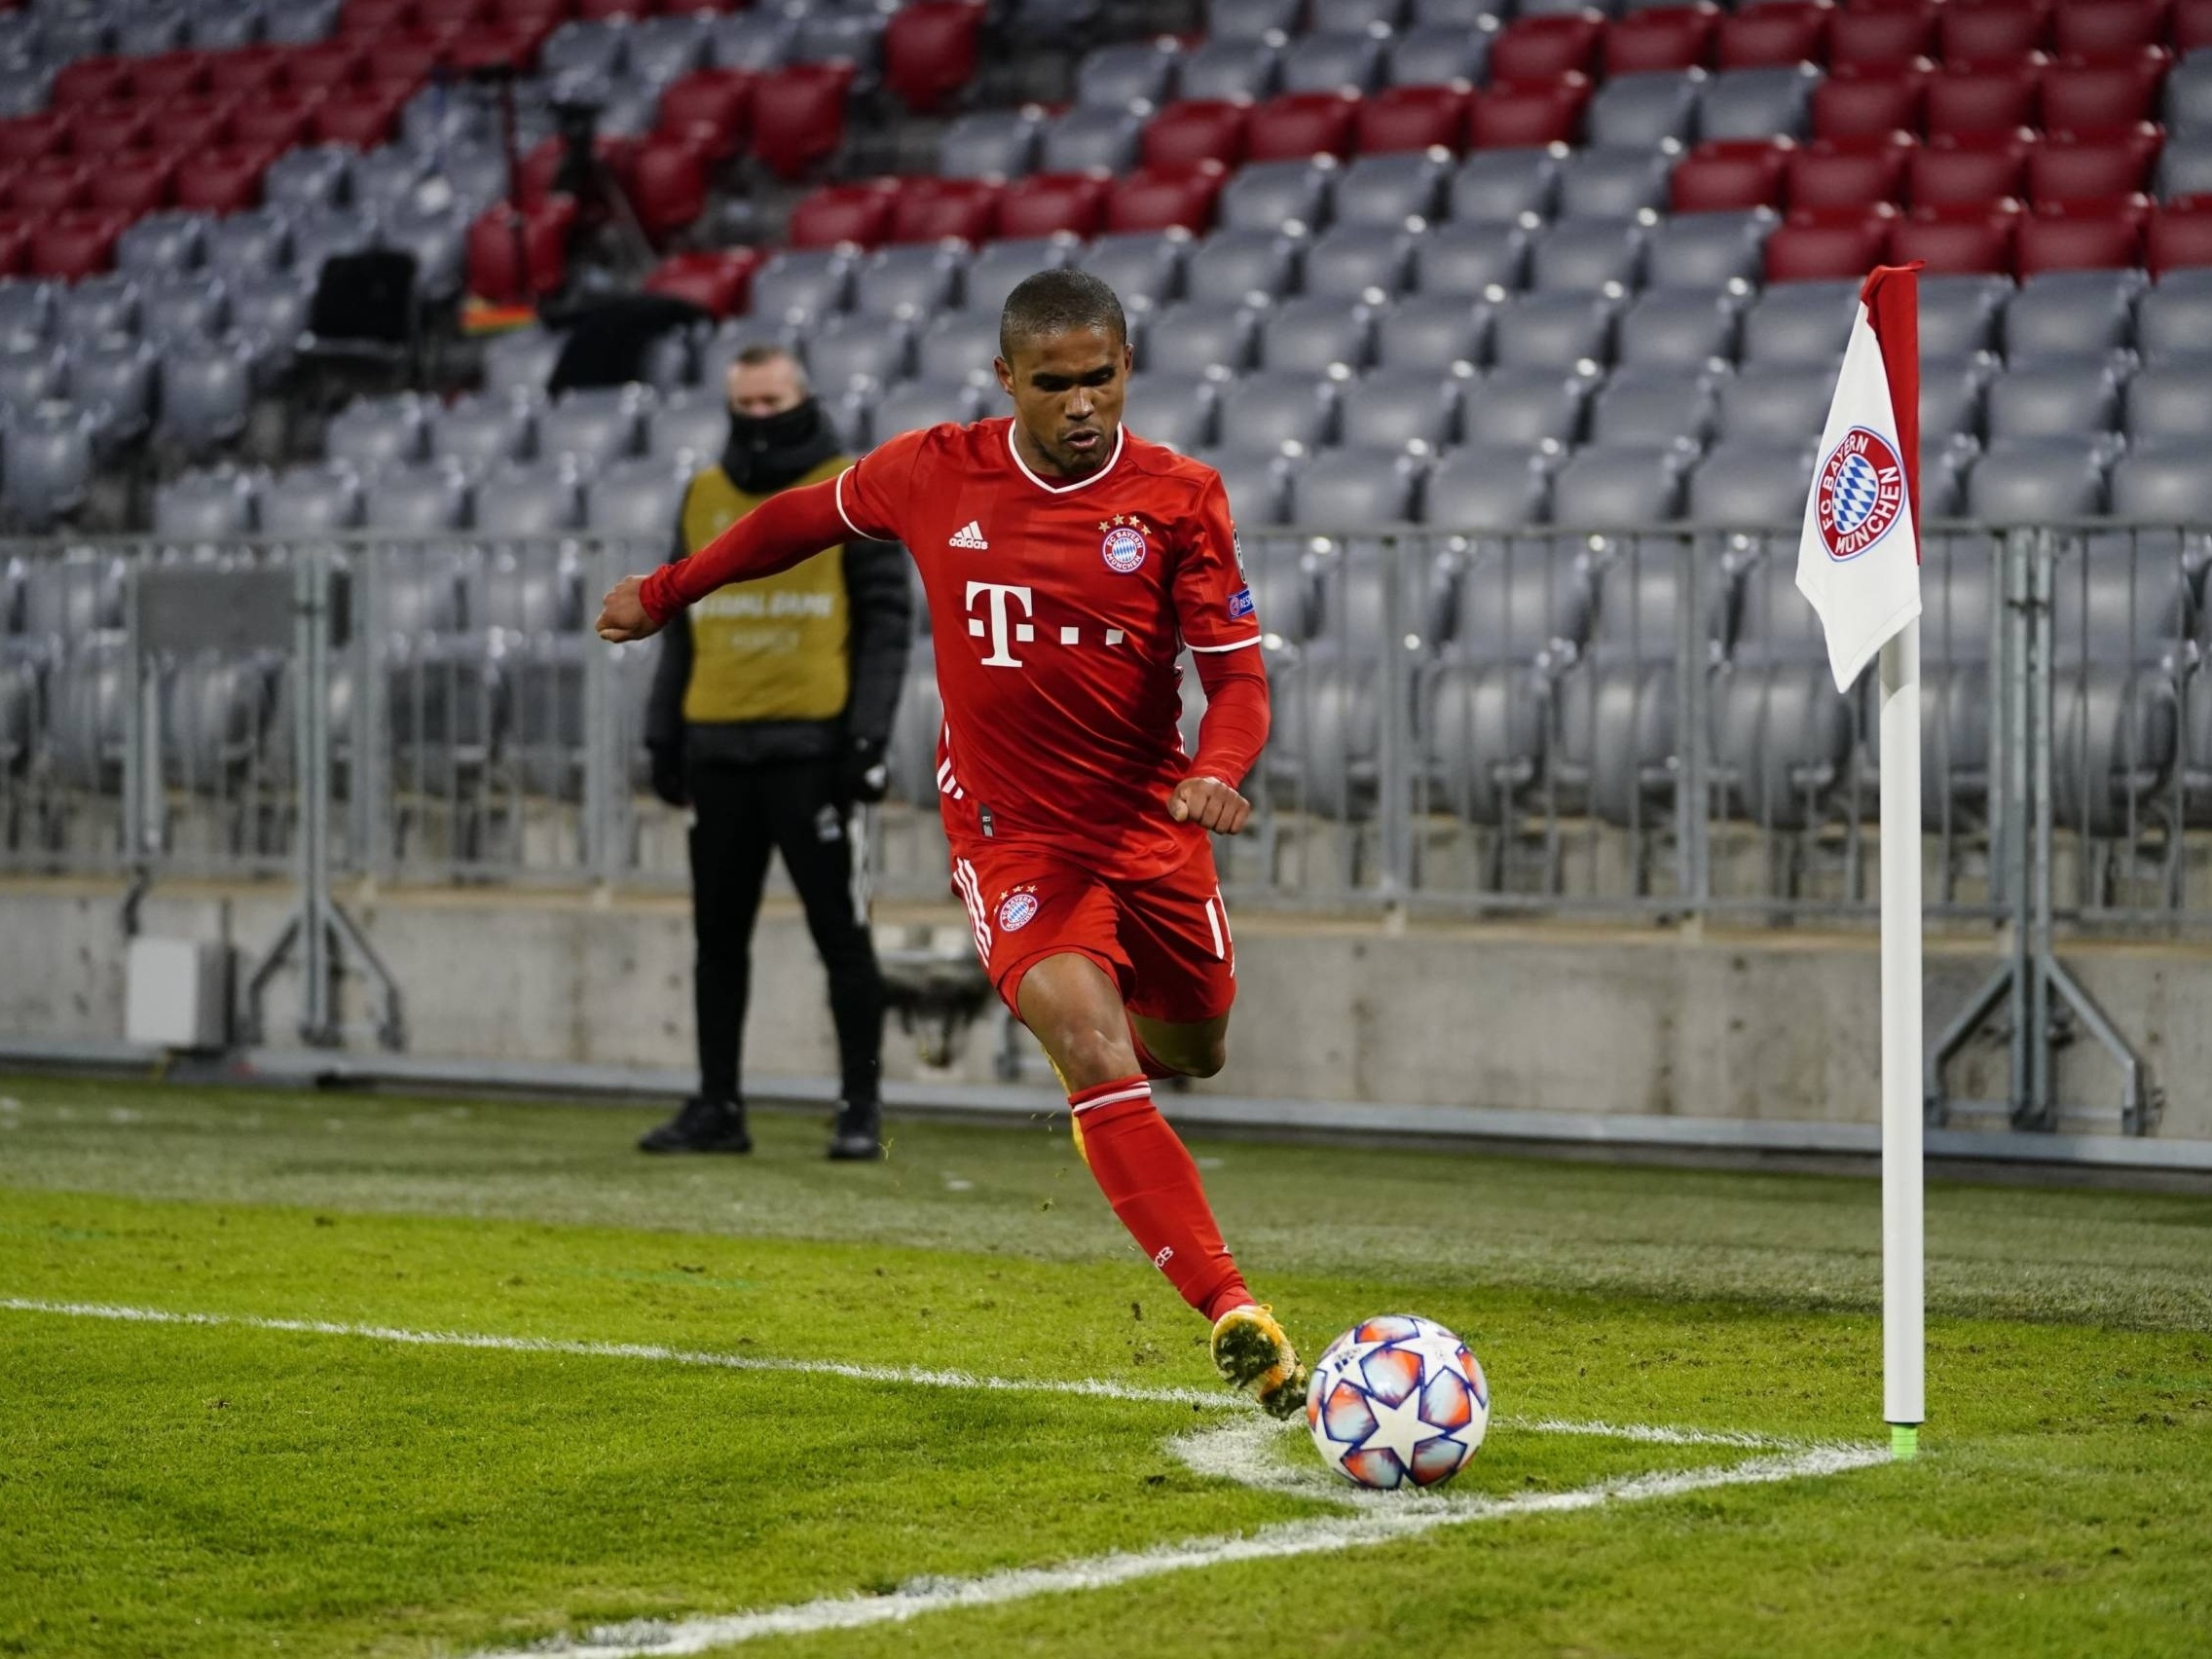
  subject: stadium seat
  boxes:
[1918,272,2015,353]
[1306,224,1418,298]
[805,315,912,390]
[1375,293,1493,366]
[1450,149,1562,223]
[1719,1,1831,70]
[1175,40,1283,104]
[884,0,984,115]
[707,12,795,73]
[1143,100,1250,172]
[1382,25,1492,89]
[1530,218,1647,292]
[327,393,428,472]
[2146,195,2212,270]
[1926,58,2044,137]
[1341,367,1465,450]
[1210,0,1305,42]
[58,276,139,342]
[2058,0,2170,56]
[1,408,94,527]
[586,456,690,539]
[260,462,365,536]
[1143,300,1259,372]
[1425,443,1554,529]
[751,62,854,181]
[1700,65,1820,140]
[1893,200,2023,275]
[658,69,756,163]
[1336,152,1453,228]
[1830,4,1936,70]
[1244,92,1364,162]
[1920,352,1992,449]
[1591,364,1716,445]
[2157,131,2212,197]
[1413,221,1530,293]
[467,198,575,305]
[2109,431,2212,515]
[1558,146,1676,218]
[481,328,563,396]
[2018,197,2151,270]
[1492,15,1605,82]
[1716,359,1838,439]
[2136,266,2212,354]
[1220,160,1336,233]
[1605,6,1720,76]
[938,109,1042,180]
[1042,106,1146,175]
[787,181,897,249]
[1260,296,1374,370]
[1966,433,2112,519]
[1587,69,1708,148]
[1203,446,1288,522]
[1291,448,1422,522]
[1356,86,1472,153]
[429,392,535,466]
[1812,64,1928,139]
[853,244,966,318]
[142,276,230,346]
[1910,129,2035,204]
[473,459,585,537]
[643,248,763,318]
[2029,123,2161,203]
[1489,291,1617,368]
[1616,287,1739,366]
[1462,363,1593,444]
[153,468,259,540]
[964,237,1078,315]
[2006,267,2144,354]
[30,210,131,280]
[156,343,256,458]
[1765,203,1898,281]
[1984,353,2126,436]
[1939,2,2051,62]
[1105,163,1228,234]
[1078,41,1181,110]
[1672,138,1793,212]
[1078,230,1193,308]
[751,248,855,322]
[0,284,54,349]
[2043,48,2172,130]
[627,139,709,241]
[1280,32,1389,95]
[1684,440,1817,528]
[1124,373,1218,450]
[1650,210,1778,287]
[889,176,999,244]
[988,173,1105,240]
[1468,79,1591,149]
[651,387,737,462]
[1788,132,1917,210]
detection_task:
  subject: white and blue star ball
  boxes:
[1305,1313,1488,1490]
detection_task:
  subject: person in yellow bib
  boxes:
[641,344,912,1159]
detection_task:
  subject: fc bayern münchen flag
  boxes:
[1795,263,1925,693]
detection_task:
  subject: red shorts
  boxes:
[947,841,1238,1025]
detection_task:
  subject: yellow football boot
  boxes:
[1210,1303,1309,1419]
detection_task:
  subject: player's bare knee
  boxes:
[1060,1023,1138,1085]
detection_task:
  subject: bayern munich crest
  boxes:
[996,888,1040,932]
[1815,426,1907,564]
[1098,514,1149,574]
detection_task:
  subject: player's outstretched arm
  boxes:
[595,474,855,643]
[1171,647,1270,835]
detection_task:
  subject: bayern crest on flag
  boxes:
[1795,265,1925,694]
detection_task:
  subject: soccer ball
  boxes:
[1305,1314,1489,1491]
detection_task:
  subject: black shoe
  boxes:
[827,1100,882,1161]
[638,1095,753,1154]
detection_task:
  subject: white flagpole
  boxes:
[1879,617,1925,1459]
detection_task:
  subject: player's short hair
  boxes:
[998,269,1128,364]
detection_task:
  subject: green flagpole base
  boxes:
[1890,1423,1921,1461]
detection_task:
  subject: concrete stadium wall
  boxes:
[1,877,2207,1143]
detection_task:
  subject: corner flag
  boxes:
[1795,264,1925,694]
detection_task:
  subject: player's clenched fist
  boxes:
[595,575,662,643]
[1168,775,1251,835]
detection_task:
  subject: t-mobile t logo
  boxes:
[966,580,1035,668]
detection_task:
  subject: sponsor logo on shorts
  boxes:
[1227,586,1255,620]
[996,887,1040,932]
[1098,514,1149,574]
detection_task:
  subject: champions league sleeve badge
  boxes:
[1097,514,1150,573]
[1814,426,1908,564]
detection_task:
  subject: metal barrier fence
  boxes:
[1,524,2207,933]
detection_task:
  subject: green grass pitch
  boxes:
[3,1072,2209,1657]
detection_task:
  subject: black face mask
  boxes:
[722,397,835,494]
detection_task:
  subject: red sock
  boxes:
[1125,1020,1181,1082]
[1068,1076,1253,1322]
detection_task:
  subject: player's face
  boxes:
[995,325,1132,479]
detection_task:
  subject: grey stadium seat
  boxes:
[1460,366,1590,447]
[537,387,649,466]
[1281,33,1386,94]
[260,464,364,536]
[708,10,793,70]
[1041,106,1145,174]
[651,387,735,463]
[696,318,795,389]
[1141,301,1257,373]
[1551,445,1686,524]
[866,379,984,446]
[265,146,354,213]
[1966,437,2112,524]
[790,10,883,71]
[1220,160,1336,234]
[154,343,252,456]
[1124,374,1218,451]
[1424,655,1549,822]
[141,275,230,345]
[1435,533,1590,658]
[482,326,563,394]
[1487,292,1615,369]
[588,458,691,539]
[2162,49,2212,131]
[914,312,1002,384]
[1318,0,1411,29]
[938,109,1042,179]
[1187,230,1303,304]
[1175,39,1281,103]
[1982,355,2125,439]
[1643,210,1775,289]
[288,206,381,276]
[1259,298,1372,372]
[231,275,314,350]
[0,343,65,408]
[1554,657,1681,828]
[429,393,535,466]
[1202,447,1289,524]
[2126,363,2212,438]
[1616,288,1739,367]
[1715,361,1836,441]
[1077,41,1180,108]
[204,209,294,283]
[806,314,913,388]
[361,462,471,534]
[1412,221,1530,295]
[59,276,139,341]
[73,338,159,441]
[1530,218,1647,293]
[153,469,258,540]
[1212,371,1338,453]
[1209,0,1303,42]
[2135,271,2212,362]
[1684,441,1816,531]
[326,394,428,472]
[352,147,428,215]
[2156,131,2212,199]
[1589,365,1715,446]
[1921,354,1994,448]
[965,237,1078,316]
[1698,65,1818,140]
[2109,435,2212,520]
[1451,150,1559,224]
[116,211,206,281]
[1732,552,1841,660]
[1740,279,1859,365]
[853,244,967,319]
[0,282,53,347]
[631,14,714,83]
[543,18,629,77]
[751,249,854,323]
[1339,369,1464,451]
[1711,660,1856,829]
[1078,231,1191,310]
[1375,294,1492,368]
[1917,274,2012,357]
[1586,71,1706,149]
[2004,270,2140,361]
[1415,0,1510,23]
[1334,151,1451,229]
[1289,449,1421,524]
[1554,148,1674,220]
[1383,25,1489,88]
[475,460,584,536]
[1304,225,1416,299]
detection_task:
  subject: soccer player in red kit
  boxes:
[596,270,1309,1416]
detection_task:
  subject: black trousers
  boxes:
[688,757,885,1108]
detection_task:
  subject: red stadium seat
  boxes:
[0,114,71,165]
[467,196,576,303]
[7,158,89,214]
[890,174,1001,241]
[578,0,658,16]
[1937,2,2051,62]
[2180,0,2212,47]
[2146,196,2212,273]
[519,133,640,203]
[365,30,455,90]
[644,247,765,316]
[787,180,899,248]
[86,151,173,216]
[313,85,408,147]
[659,69,755,161]
[447,19,557,73]
[1245,91,1362,161]
[751,63,855,181]
[1764,201,1899,278]
[1142,99,1250,169]
[145,95,240,153]
[232,92,321,152]
[285,40,369,91]
[2040,48,2171,128]
[28,208,131,278]
[67,99,151,157]
[2028,121,2161,201]
[2053,0,2169,54]
[1468,77,1590,148]
[1892,198,2022,271]
[0,220,28,278]
[49,56,132,109]
[1909,129,2036,203]
[1355,84,1471,153]
[884,0,983,114]
[993,170,1111,238]
[1604,4,1720,74]
[1787,131,1916,208]
[1925,56,2046,135]
[1104,160,1226,233]
[494,0,576,23]
[1672,136,1795,210]
[2016,194,2148,269]
[340,0,420,32]
[175,144,279,213]
[206,45,294,98]
[1828,5,1936,68]
[1491,15,1604,81]
[1812,64,1927,137]
[133,51,214,102]
[629,135,708,240]
[1717,1,1832,70]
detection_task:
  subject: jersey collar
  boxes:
[1005,419,1124,496]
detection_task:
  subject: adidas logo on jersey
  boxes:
[948,521,989,550]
